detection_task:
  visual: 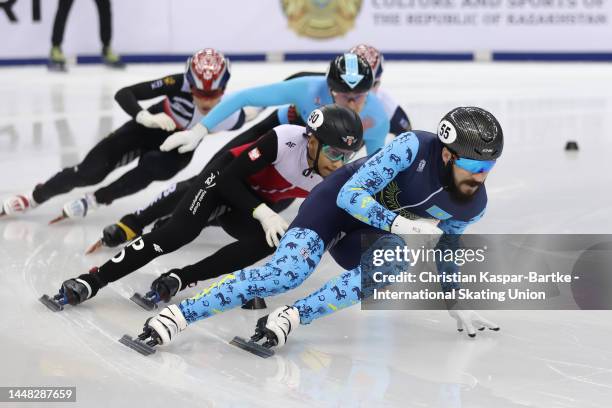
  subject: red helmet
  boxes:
[349,44,384,83]
[185,48,231,98]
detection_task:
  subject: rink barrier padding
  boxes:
[0,57,50,66]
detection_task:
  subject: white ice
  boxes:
[1,62,611,408]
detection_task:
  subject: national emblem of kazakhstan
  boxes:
[281,0,363,39]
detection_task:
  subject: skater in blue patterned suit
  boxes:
[134,107,504,349]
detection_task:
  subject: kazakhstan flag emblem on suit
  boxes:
[281,0,363,39]
[426,205,453,220]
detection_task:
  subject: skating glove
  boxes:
[146,304,187,345]
[252,203,289,247]
[159,123,208,154]
[390,216,443,236]
[243,106,264,122]
[448,308,500,338]
[135,110,176,132]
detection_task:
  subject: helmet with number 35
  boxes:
[437,107,503,161]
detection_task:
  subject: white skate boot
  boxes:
[146,304,188,345]
[230,305,300,357]
[50,193,99,224]
[1,192,38,217]
[119,304,188,356]
[261,306,300,348]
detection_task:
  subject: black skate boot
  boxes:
[85,221,140,254]
[39,268,107,311]
[103,223,135,247]
[130,271,181,311]
[230,306,299,358]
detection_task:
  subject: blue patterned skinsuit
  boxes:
[178,131,488,325]
[199,75,390,155]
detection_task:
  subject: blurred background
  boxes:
[2,0,610,64]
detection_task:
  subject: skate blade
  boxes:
[230,336,274,358]
[85,239,104,255]
[49,213,68,225]
[241,297,267,310]
[130,293,157,311]
[119,335,156,356]
[39,294,64,312]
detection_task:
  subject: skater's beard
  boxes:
[443,162,483,202]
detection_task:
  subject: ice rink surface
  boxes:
[1,61,612,407]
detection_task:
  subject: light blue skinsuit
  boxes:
[199,76,390,155]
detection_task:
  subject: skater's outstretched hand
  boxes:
[252,203,289,247]
[146,305,188,345]
[160,123,208,153]
[135,110,176,132]
[448,309,500,338]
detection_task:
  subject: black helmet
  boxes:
[326,53,374,94]
[306,104,363,151]
[438,107,503,161]
[302,104,363,176]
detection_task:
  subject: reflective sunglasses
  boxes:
[322,145,357,163]
[454,157,496,174]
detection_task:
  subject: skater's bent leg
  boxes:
[95,220,201,285]
[294,234,407,324]
[176,234,274,289]
[94,150,192,205]
[93,169,224,286]
[173,207,273,288]
[32,121,149,204]
[32,140,118,204]
[293,267,362,324]
[178,228,325,323]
